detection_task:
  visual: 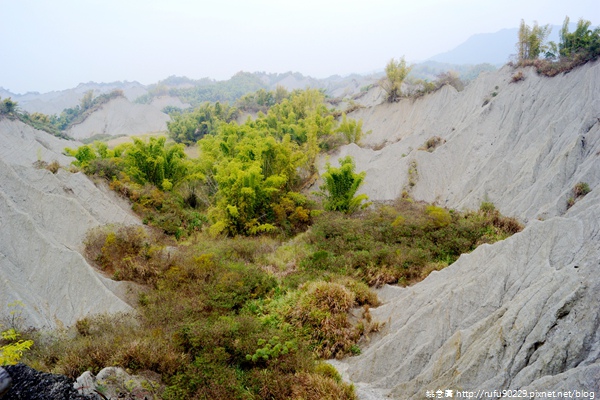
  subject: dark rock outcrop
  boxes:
[2,364,93,400]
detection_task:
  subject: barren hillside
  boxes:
[328,61,600,398]
[5,81,148,115]
[0,119,138,328]
[66,96,170,140]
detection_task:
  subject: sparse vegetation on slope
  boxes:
[382,57,411,102]
[304,200,522,287]
[51,89,125,131]
[515,16,600,76]
[0,97,70,139]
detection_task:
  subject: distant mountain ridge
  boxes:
[0,72,382,116]
[428,24,572,66]
[429,28,519,65]
[6,22,582,117]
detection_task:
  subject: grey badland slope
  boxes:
[2,81,148,115]
[0,119,138,328]
[66,96,169,140]
[330,61,600,398]
[341,61,600,221]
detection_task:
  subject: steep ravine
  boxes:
[328,61,600,398]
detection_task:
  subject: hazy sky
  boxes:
[1,0,598,94]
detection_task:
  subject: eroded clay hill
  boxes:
[329,61,600,398]
[0,119,138,328]
[66,96,170,140]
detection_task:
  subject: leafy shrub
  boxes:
[0,97,18,116]
[420,136,445,152]
[568,182,591,209]
[1,328,33,366]
[425,205,452,228]
[517,16,600,78]
[574,182,591,197]
[84,224,169,284]
[382,57,411,102]
[336,113,369,145]
[479,201,496,213]
[287,281,361,358]
[320,156,369,214]
[511,71,525,82]
[167,102,238,145]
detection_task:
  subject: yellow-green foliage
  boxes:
[199,89,337,236]
[28,86,520,398]
[320,156,369,214]
[307,200,523,287]
[1,328,33,366]
[167,101,238,145]
[65,88,369,239]
[336,113,369,145]
[425,205,452,228]
[516,17,600,76]
[383,57,412,102]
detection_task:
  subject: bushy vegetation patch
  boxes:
[21,196,522,398]
[65,89,367,238]
[304,200,522,287]
[135,72,270,108]
[567,182,592,209]
[516,16,600,76]
[420,136,445,152]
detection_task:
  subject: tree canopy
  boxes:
[515,16,600,72]
[382,57,411,102]
[516,20,551,61]
[65,88,367,238]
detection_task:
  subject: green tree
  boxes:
[336,113,369,145]
[516,20,551,62]
[126,137,187,190]
[320,156,369,214]
[80,90,94,111]
[203,123,308,236]
[65,144,97,168]
[383,57,411,102]
[559,16,600,59]
[168,102,238,145]
[0,97,18,115]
